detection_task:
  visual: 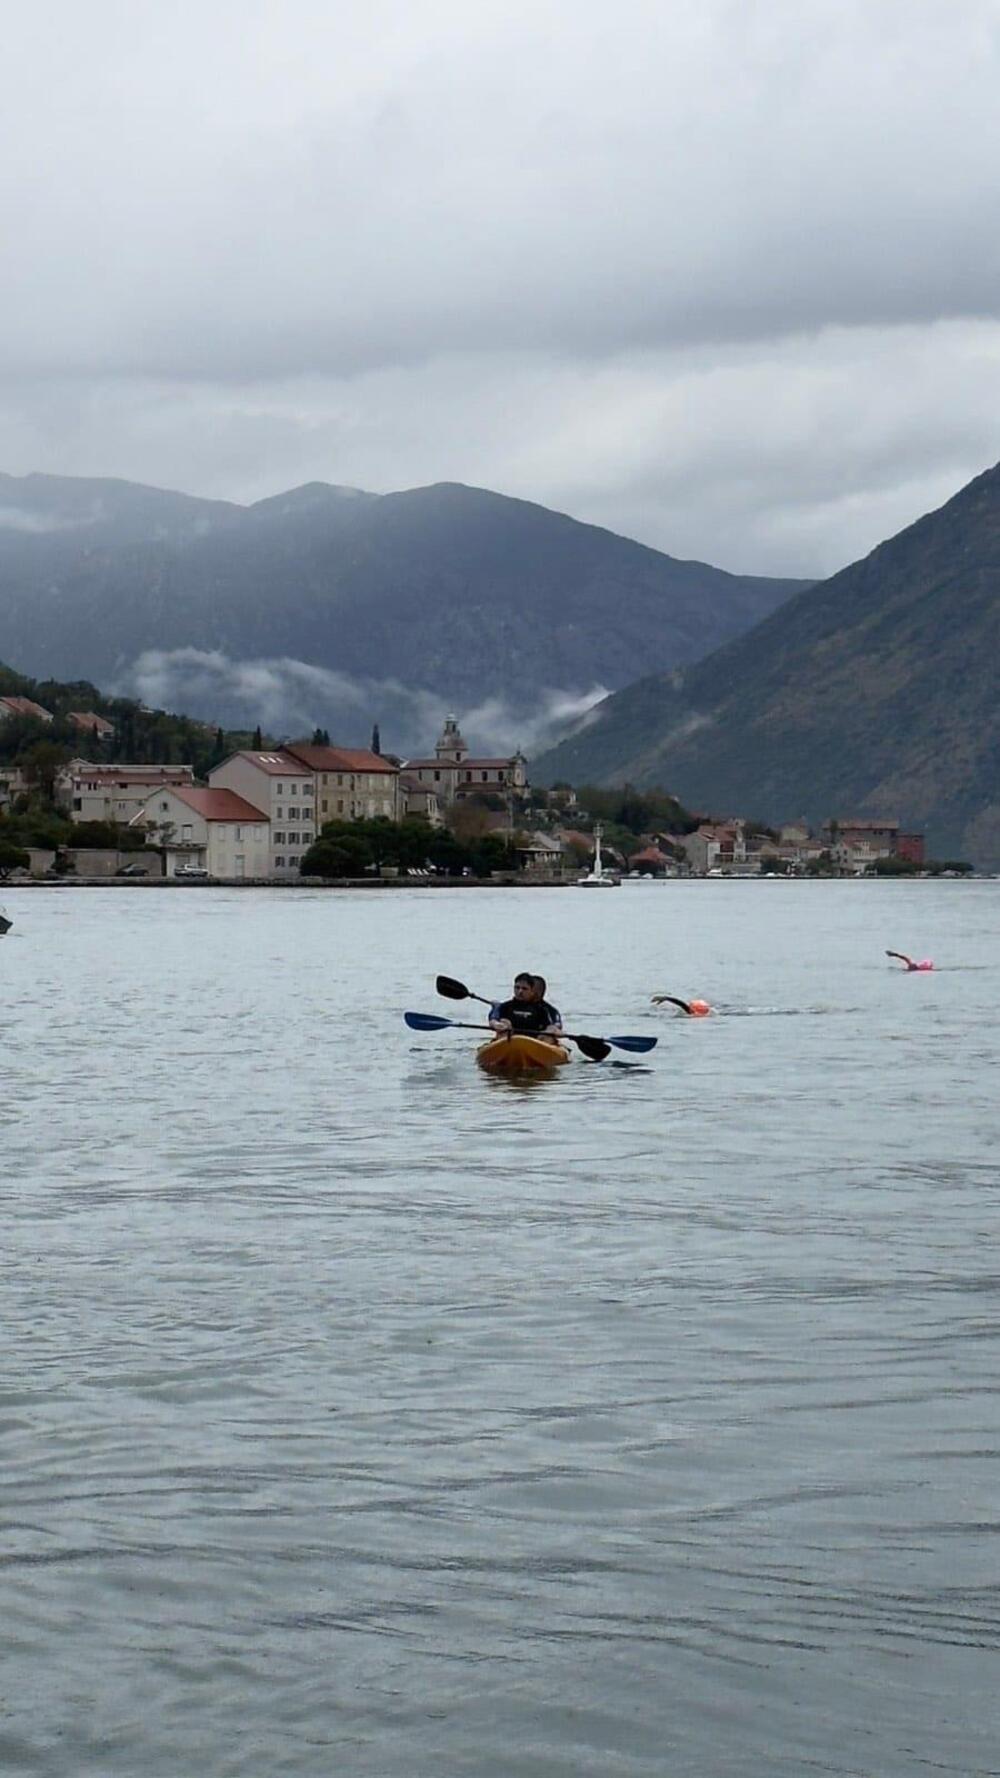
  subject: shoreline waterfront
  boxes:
[5,872,982,891]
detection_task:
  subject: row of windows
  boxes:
[272,831,313,845]
[273,856,301,867]
[273,783,312,796]
[417,769,508,784]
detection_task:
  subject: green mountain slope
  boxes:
[532,461,1000,866]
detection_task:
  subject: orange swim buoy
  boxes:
[688,999,711,1017]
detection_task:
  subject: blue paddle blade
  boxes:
[607,1035,658,1052]
[404,1011,453,1030]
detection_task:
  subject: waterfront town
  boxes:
[0,692,938,882]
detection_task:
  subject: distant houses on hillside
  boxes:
[4,691,933,879]
[0,694,54,724]
[664,817,925,876]
[30,714,530,880]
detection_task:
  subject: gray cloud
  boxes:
[124,648,608,758]
[0,505,91,535]
[2,1,1000,577]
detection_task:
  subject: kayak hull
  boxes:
[476,1034,571,1076]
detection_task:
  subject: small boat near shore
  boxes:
[576,824,619,888]
[0,907,12,936]
[476,1033,571,1075]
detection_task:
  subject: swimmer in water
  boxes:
[885,951,934,972]
[651,994,712,1016]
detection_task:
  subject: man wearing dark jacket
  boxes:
[489,972,563,1038]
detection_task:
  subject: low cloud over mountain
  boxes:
[126,647,609,758]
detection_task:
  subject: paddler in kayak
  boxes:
[885,950,934,971]
[489,972,564,1042]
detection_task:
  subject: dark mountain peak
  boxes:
[247,481,376,518]
[0,467,806,756]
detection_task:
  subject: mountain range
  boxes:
[533,461,1000,867]
[0,472,805,755]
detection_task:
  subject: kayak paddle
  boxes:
[435,974,658,1054]
[436,974,492,1005]
[408,1011,656,1061]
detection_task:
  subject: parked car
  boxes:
[116,862,149,877]
[175,864,209,879]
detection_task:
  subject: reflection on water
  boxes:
[2,881,999,1777]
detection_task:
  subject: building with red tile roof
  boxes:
[281,741,400,824]
[627,845,677,875]
[63,760,195,825]
[67,710,115,738]
[167,786,268,822]
[207,750,316,877]
[134,783,270,879]
[0,694,53,723]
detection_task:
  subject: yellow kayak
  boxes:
[476,1034,572,1076]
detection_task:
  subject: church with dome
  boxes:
[401,716,528,808]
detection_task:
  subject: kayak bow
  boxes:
[475,1033,571,1075]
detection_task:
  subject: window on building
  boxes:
[273,832,285,843]
[481,772,488,781]
[290,785,298,797]
[434,771,440,781]
[321,799,328,813]
[235,827,242,840]
[276,783,283,793]
[275,807,283,819]
[337,800,344,813]
[301,784,312,797]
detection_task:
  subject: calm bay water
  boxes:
[2,879,999,1777]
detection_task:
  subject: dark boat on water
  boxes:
[0,908,12,936]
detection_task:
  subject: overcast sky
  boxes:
[3,0,1000,577]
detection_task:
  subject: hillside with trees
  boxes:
[533,461,1000,867]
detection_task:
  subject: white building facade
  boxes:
[208,751,316,878]
[62,761,196,825]
[135,785,270,878]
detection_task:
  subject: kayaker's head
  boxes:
[531,975,548,1000]
[513,972,536,1003]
